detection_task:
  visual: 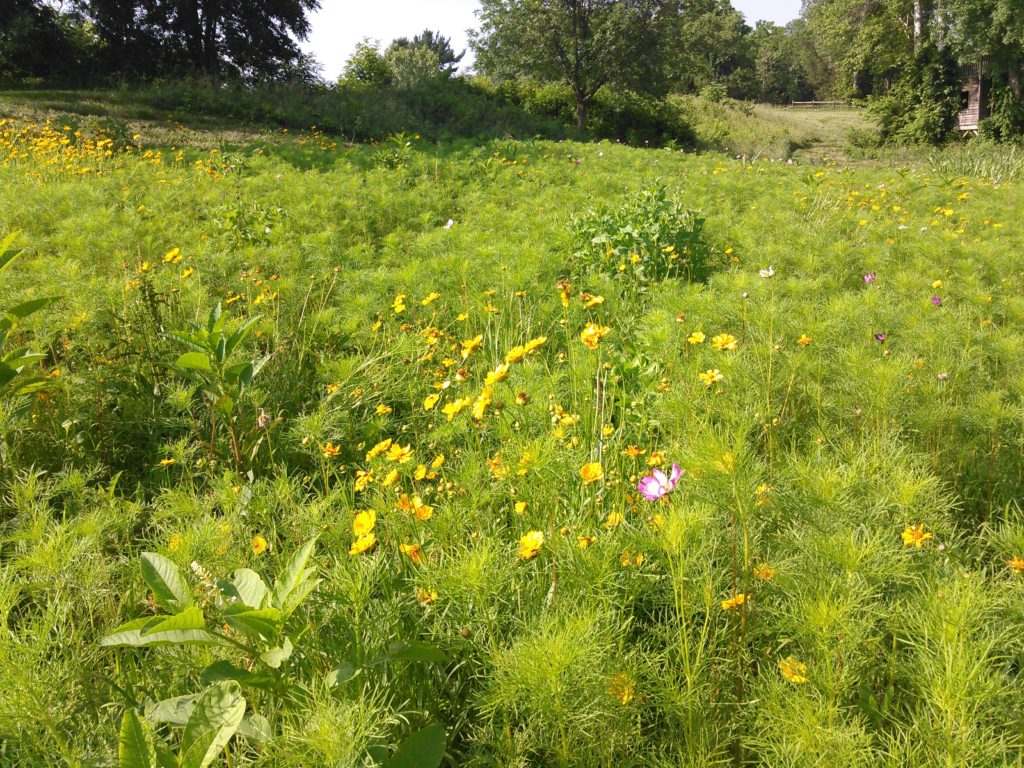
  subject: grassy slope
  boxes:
[2,94,1024,766]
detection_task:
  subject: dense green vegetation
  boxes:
[2,91,1024,766]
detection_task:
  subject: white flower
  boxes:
[444,219,454,229]
[759,266,775,279]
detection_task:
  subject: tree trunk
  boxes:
[913,0,922,51]
[575,93,587,131]
[1010,60,1022,100]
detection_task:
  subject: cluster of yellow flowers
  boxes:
[0,118,137,177]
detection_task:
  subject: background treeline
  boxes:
[3,0,1023,143]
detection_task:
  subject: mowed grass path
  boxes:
[1,107,1024,766]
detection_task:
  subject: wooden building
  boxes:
[955,63,988,134]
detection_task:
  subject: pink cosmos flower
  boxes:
[638,464,684,501]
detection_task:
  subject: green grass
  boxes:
[2,94,1024,767]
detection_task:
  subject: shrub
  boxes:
[570,186,711,288]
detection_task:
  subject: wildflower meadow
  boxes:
[2,105,1024,767]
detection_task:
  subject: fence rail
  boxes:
[787,100,849,109]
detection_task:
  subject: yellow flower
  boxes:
[386,443,414,463]
[687,331,705,345]
[326,382,340,395]
[485,363,510,385]
[375,404,393,416]
[514,501,528,515]
[714,453,735,474]
[580,462,604,484]
[421,292,441,306]
[180,267,194,279]
[354,470,374,492]
[431,453,446,469]
[159,457,176,466]
[901,524,933,549]
[400,542,422,563]
[163,247,182,264]
[442,396,473,421]
[646,450,666,466]
[558,279,572,308]
[622,445,645,458]
[711,333,738,351]
[602,424,615,438]
[321,442,341,458]
[168,533,182,551]
[1007,555,1024,573]
[721,593,747,612]
[381,468,399,486]
[579,322,611,350]
[471,386,493,419]
[366,438,393,461]
[349,532,376,555]
[620,550,644,568]
[518,530,545,560]
[423,393,440,411]
[608,673,636,705]
[415,586,437,604]
[753,563,775,581]
[699,369,724,387]
[251,535,269,556]
[392,293,406,313]
[578,535,596,549]
[460,335,483,360]
[523,336,547,354]
[414,464,427,481]
[604,511,624,529]
[224,294,241,306]
[931,279,943,289]
[352,509,376,536]
[779,656,808,684]
[796,334,812,347]
[582,292,605,308]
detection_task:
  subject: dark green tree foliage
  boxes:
[389,29,465,74]
[661,0,752,95]
[471,0,664,129]
[939,0,1024,135]
[748,21,814,103]
[84,0,321,79]
[0,0,93,82]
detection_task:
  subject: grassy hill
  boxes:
[2,91,1024,767]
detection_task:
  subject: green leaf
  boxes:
[384,724,446,768]
[223,605,282,642]
[174,352,212,373]
[220,568,269,609]
[224,316,261,358]
[139,607,205,637]
[3,296,60,324]
[145,693,200,726]
[200,661,276,691]
[324,662,358,688]
[164,331,208,353]
[140,552,192,612]
[100,616,223,648]
[222,362,254,387]
[259,636,292,669]
[179,682,246,768]
[0,231,22,275]
[206,303,223,335]
[237,713,272,744]
[118,710,155,768]
[271,538,318,617]
[385,641,449,664]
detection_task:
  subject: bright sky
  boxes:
[303,0,803,81]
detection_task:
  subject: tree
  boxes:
[385,45,442,88]
[83,0,321,79]
[340,38,393,89]
[471,0,664,129]
[389,29,464,74]
[661,0,752,95]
